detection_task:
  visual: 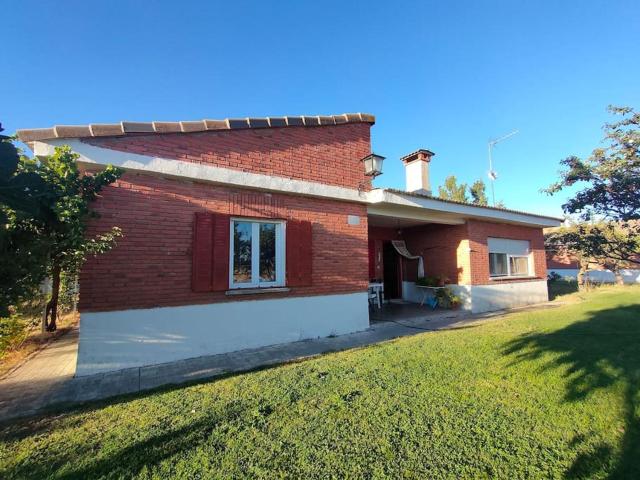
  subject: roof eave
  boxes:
[368,189,562,228]
[16,113,376,143]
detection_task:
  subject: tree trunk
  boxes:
[45,262,61,332]
[577,263,587,288]
[613,269,625,285]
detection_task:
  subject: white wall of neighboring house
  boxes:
[550,268,640,284]
[76,292,369,376]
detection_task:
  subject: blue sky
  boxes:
[3,0,639,217]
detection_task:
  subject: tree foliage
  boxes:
[438,175,468,203]
[545,221,639,285]
[546,106,639,221]
[545,106,640,269]
[0,126,50,314]
[469,180,488,206]
[439,176,494,207]
[0,131,123,329]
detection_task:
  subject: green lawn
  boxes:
[1,287,639,479]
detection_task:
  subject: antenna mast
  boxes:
[487,129,519,206]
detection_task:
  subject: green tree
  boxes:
[438,175,468,203]
[469,180,488,206]
[0,136,123,330]
[545,221,637,286]
[545,106,639,266]
[0,125,50,315]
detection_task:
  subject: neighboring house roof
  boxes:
[16,113,375,143]
[547,252,580,269]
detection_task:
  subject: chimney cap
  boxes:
[401,149,435,164]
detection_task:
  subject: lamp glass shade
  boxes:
[362,153,385,177]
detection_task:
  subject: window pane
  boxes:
[259,223,277,282]
[233,222,252,283]
[489,253,507,276]
[510,256,529,276]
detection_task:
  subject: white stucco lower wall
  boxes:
[403,280,548,313]
[448,280,549,313]
[550,268,640,284]
[76,292,369,376]
[401,281,425,303]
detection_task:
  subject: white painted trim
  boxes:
[76,292,370,376]
[33,139,369,204]
[368,189,561,228]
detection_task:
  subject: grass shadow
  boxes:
[503,303,640,479]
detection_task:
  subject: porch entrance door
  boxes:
[382,241,402,299]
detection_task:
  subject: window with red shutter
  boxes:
[286,220,312,287]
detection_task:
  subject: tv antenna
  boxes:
[487,129,519,206]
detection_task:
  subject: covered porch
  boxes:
[367,201,469,306]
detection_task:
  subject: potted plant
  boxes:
[435,287,461,309]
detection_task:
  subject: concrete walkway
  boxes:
[0,308,498,423]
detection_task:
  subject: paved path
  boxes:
[0,308,519,424]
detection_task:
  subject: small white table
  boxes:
[416,285,446,308]
[368,282,384,309]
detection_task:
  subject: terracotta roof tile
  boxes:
[121,121,155,133]
[285,116,304,127]
[16,112,375,142]
[152,121,182,133]
[90,123,125,136]
[267,117,287,127]
[179,121,207,133]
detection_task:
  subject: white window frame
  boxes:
[488,238,533,279]
[229,218,285,289]
[489,252,530,278]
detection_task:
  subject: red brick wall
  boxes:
[373,221,547,287]
[84,123,372,191]
[367,224,470,284]
[466,220,547,285]
[403,224,470,284]
[79,173,368,312]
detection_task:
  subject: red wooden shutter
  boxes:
[192,212,214,292]
[286,220,313,287]
[211,213,230,291]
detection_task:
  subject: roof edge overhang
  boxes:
[16,113,375,143]
[367,189,562,228]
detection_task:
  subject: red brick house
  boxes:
[18,114,560,375]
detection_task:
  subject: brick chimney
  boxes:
[401,149,435,195]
